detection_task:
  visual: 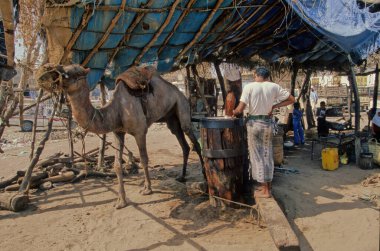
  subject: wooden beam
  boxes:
[47,4,271,13]
[372,64,379,110]
[228,10,284,54]
[61,6,93,63]
[348,65,361,133]
[256,196,300,251]
[175,0,224,61]
[213,0,273,50]
[81,0,127,66]
[290,65,299,97]
[106,0,155,69]
[157,0,196,56]
[191,65,211,116]
[240,28,307,58]
[134,0,182,65]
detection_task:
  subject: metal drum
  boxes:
[199,117,247,207]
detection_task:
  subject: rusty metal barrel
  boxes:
[199,117,247,207]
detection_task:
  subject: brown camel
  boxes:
[37,64,204,209]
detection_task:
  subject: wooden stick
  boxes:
[134,0,181,65]
[37,152,64,167]
[66,100,74,166]
[41,171,75,183]
[157,0,196,56]
[106,0,155,67]
[191,65,211,115]
[0,192,29,212]
[61,7,93,63]
[175,0,224,61]
[0,174,19,189]
[30,89,44,160]
[12,94,51,116]
[213,62,227,109]
[81,0,127,66]
[19,103,57,193]
[98,83,107,169]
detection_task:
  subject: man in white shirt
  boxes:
[233,67,295,198]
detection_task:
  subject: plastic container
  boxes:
[359,153,374,170]
[321,148,339,171]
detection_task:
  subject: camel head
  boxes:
[36,63,90,94]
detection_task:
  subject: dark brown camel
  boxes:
[37,64,204,209]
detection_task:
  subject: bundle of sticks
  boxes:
[0,144,140,212]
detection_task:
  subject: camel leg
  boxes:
[183,128,206,181]
[166,117,190,182]
[175,107,206,181]
[135,134,152,195]
[113,132,127,209]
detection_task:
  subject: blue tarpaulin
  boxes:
[41,0,380,89]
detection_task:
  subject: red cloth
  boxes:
[225,92,236,116]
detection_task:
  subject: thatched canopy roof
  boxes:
[6,0,378,89]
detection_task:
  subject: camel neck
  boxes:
[67,79,118,134]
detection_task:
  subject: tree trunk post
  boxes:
[19,103,57,193]
[97,83,107,170]
[30,88,44,160]
[191,65,211,115]
[290,65,299,97]
[347,65,361,165]
[66,102,74,166]
[214,62,227,110]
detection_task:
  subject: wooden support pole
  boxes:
[66,102,74,166]
[19,103,57,193]
[98,83,107,170]
[348,66,361,133]
[347,65,361,165]
[30,89,44,160]
[372,64,379,110]
[290,66,299,97]
[214,62,227,109]
[191,65,211,115]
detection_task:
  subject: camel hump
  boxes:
[116,66,156,90]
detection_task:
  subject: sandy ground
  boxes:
[0,124,379,251]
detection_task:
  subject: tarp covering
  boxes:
[286,0,380,63]
[41,0,380,89]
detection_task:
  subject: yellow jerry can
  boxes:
[321,148,339,171]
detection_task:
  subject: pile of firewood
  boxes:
[0,145,139,212]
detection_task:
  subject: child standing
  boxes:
[317,101,329,137]
[293,102,305,145]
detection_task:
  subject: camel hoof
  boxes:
[114,200,128,209]
[139,188,153,195]
[175,176,186,183]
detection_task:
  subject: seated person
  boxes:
[317,101,329,137]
